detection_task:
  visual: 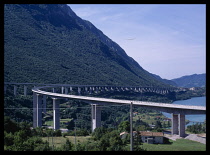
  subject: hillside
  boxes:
[150,73,177,87]
[4,4,171,87]
[171,73,206,88]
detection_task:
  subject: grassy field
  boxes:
[42,135,205,151]
[141,139,206,151]
[44,118,72,128]
[42,136,91,148]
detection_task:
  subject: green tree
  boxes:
[133,131,144,151]
[107,131,124,151]
[61,139,73,151]
[4,116,20,134]
[4,117,51,151]
[98,135,110,151]
[118,121,130,133]
[4,131,14,147]
[67,119,75,130]
[92,127,107,141]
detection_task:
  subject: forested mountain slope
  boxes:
[4,4,171,87]
[172,73,206,88]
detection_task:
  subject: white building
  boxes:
[140,131,164,144]
[120,131,164,144]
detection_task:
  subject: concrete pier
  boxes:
[42,95,46,114]
[179,114,185,137]
[52,97,60,130]
[61,87,64,94]
[172,114,179,135]
[14,85,17,96]
[171,113,186,137]
[52,88,56,93]
[91,104,101,132]
[33,93,42,128]
[85,87,88,93]
[78,87,81,95]
[24,85,27,96]
[65,87,68,94]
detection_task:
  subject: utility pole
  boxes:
[74,119,77,150]
[130,102,133,151]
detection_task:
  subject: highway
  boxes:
[32,86,205,114]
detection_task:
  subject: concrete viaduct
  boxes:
[4,82,206,137]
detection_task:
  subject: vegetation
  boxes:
[4,4,171,87]
[4,85,205,133]
[186,121,206,134]
[172,73,206,88]
[175,87,206,100]
[5,117,205,151]
[4,88,206,151]
[4,4,206,151]
[4,116,51,151]
[142,139,205,151]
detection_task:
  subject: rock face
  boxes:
[4,4,170,87]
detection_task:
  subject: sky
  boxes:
[68,4,206,80]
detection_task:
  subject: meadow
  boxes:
[42,135,205,151]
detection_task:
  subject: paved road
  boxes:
[185,134,206,144]
[164,132,206,144]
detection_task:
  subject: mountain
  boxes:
[150,73,177,87]
[171,73,206,88]
[4,4,171,87]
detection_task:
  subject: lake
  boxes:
[162,96,206,126]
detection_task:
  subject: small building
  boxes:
[120,131,164,144]
[140,131,164,144]
[149,124,156,128]
[163,118,171,121]
[133,112,138,116]
[60,128,69,133]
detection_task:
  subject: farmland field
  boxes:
[42,136,91,148]
[141,139,206,151]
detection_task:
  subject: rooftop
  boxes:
[120,131,164,137]
[140,131,164,137]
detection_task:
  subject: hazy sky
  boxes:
[69,4,206,80]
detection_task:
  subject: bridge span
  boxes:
[4,83,206,137]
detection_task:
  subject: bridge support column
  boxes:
[52,97,60,130]
[52,88,56,93]
[65,87,68,94]
[14,85,17,96]
[24,85,27,96]
[171,114,178,135]
[179,114,185,137]
[78,87,81,95]
[171,113,186,137]
[33,93,42,128]
[61,87,64,94]
[42,95,47,114]
[89,87,92,94]
[91,104,101,132]
[85,87,88,94]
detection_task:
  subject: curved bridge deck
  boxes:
[4,83,206,137]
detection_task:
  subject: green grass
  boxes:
[42,135,206,151]
[42,136,91,148]
[141,139,206,151]
[44,118,72,127]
